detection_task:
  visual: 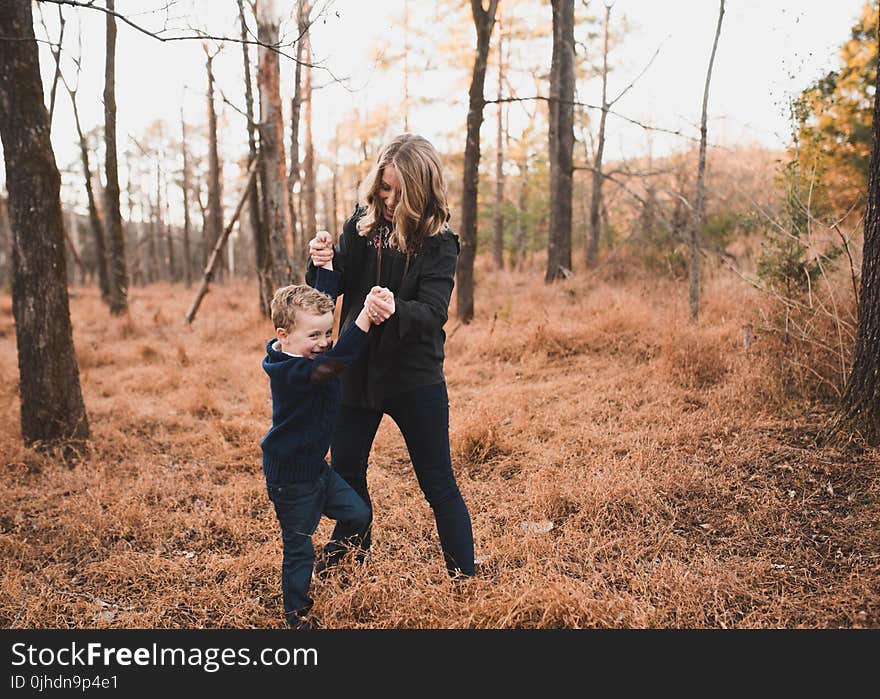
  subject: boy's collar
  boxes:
[270,339,302,358]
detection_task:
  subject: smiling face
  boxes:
[378,164,401,222]
[277,310,334,359]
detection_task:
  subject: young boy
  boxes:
[261,266,377,630]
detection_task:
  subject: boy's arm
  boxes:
[307,215,355,292]
[268,323,366,389]
[313,266,341,301]
[309,306,371,384]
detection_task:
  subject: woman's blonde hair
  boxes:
[357,133,450,251]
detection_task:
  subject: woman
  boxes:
[306,133,475,577]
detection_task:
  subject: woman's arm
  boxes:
[391,234,458,339]
[306,212,358,291]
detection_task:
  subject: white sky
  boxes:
[18,0,870,213]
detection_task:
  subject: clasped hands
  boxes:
[365,286,394,325]
[309,231,395,326]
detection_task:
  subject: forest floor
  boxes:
[1,266,878,628]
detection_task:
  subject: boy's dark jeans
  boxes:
[266,466,370,628]
[324,382,476,577]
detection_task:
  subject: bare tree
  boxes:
[0,0,89,445]
[547,0,574,282]
[289,0,307,276]
[690,0,725,320]
[180,108,193,287]
[256,0,293,288]
[586,3,612,267]
[301,4,318,253]
[492,12,505,270]
[36,3,65,126]
[457,0,499,323]
[585,4,663,267]
[62,47,110,300]
[204,44,225,283]
[238,0,272,312]
[103,0,129,313]
[186,159,259,324]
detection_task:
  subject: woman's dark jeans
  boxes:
[267,466,370,627]
[323,382,475,576]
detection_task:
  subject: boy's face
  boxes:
[277,310,334,358]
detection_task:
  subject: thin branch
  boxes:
[572,165,647,206]
[831,222,860,303]
[608,33,667,108]
[38,0,329,71]
[36,2,66,124]
[7,579,29,629]
[218,89,256,126]
[486,94,719,147]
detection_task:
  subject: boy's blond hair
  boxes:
[270,284,334,331]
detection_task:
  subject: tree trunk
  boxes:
[690,0,725,320]
[492,16,505,271]
[65,209,87,284]
[163,175,175,281]
[103,0,129,314]
[205,49,224,284]
[587,3,611,268]
[302,21,318,252]
[0,0,89,445]
[457,0,499,323]
[147,203,159,283]
[238,0,272,313]
[257,0,294,288]
[289,0,307,279]
[186,158,259,324]
[330,154,339,238]
[514,153,529,270]
[68,84,110,300]
[546,0,574,283]
[832,10,880,446]
[155,158,168,281]
[43,4,65,128]
[180,109,193,288]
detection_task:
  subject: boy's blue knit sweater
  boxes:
[260,269,368,483]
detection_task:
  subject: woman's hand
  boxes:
[309,231,334,269]
[365,286,395,323]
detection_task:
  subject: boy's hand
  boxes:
[365,286,395,324]
[354,305,372,332]
[309,231,334,269]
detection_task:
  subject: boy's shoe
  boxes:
[290,614,319,631]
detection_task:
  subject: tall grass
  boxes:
[0,269,877,628]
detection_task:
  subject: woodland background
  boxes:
[0,0,878,628]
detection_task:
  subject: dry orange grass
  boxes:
[1,269,878,629]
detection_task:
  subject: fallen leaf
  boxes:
[519,520,554,534]
[93,608,116,623]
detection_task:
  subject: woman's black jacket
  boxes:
[305,208,459,410]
